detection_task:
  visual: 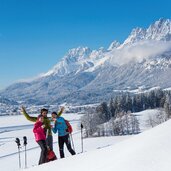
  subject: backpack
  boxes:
[65,120,73,134]
[47,149,57,162]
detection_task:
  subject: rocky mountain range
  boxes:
[1,18,171,105]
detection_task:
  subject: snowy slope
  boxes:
[25,119,171,171]
[133,109,160,131]
[0,114,130,171]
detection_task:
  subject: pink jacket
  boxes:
[33,121,46,142]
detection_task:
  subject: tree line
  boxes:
[81,88,171,137]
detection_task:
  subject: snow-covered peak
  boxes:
[98,47,106,52]
[121,18,171,47]
[121,27,146,46]
[64,46,92,62]
[108,41,120,50]
[42,45,110,77]
[41,46,93,77]
[32,18,171,79]
[146,18,171,41]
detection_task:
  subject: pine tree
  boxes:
[109,98,116,118]
[164,94,171,118]
[126,93,132,112]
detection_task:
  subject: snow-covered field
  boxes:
[26,118,171,171]
[0,109,165,171]
[133,109,159,131]
[0,113,131,171]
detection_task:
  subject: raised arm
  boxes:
[21,106,37,122]
[57,106,65,117]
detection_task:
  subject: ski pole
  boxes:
[23,136,27,169]
[70,133,75,152]
[81,123,84,153]
[15,138,21,169]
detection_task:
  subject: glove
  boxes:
[21,106,26,113]
[41,125,46,129]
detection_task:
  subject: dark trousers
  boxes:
[58,134,76,158]
[37,140,48,165]
[46,135,53,150]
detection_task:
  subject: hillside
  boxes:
[25,119,171,171]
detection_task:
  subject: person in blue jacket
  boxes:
[51,112,76,158]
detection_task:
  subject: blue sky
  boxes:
[0,0,171,89]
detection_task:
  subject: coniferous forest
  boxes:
[81,89,171,137]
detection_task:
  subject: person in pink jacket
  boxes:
[33,114,47,165]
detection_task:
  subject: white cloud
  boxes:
[108,40,171,65]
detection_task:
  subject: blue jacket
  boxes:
[52,117,68,137]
